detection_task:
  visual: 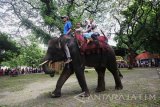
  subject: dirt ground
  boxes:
[0,68,160,107]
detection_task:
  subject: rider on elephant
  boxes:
[75,22,83,35]
[61,16,72,64]
[83,18,99,43]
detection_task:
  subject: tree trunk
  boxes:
[128,49,136,69]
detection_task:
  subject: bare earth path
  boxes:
[0,68,160,107]
[0,75,77,106]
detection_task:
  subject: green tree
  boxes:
[141,0,160,53]
[1,35,45,68]
[0,32,19,64]
[21,43,44,67]
[115,0,160,68]
[0,0,110,44]
[25,0,109,42]
[0,0,133,45]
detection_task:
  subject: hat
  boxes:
[61,16,69,19]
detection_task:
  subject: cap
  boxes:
[61,16,69,19]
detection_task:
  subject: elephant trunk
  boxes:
[41,60,55,77]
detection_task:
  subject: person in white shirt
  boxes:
[83,18,97,43]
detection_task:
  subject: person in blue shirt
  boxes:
[61,16,72,64]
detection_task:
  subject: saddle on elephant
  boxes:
[75,33,109,55]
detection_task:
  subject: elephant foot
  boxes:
[79,91,90,97]
[115,85,123,90]
[120,75,123,79]
[50,73,55,77]
[50,91,61,98]
[95,87,105,92]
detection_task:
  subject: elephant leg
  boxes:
[117,68,123,79]
[95,67,106,92]
[51,64,74,98]
[74,66,90,97]
[107,64,123,90]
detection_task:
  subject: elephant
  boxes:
[41,35,123,98]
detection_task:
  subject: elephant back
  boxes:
[75,34,110,55]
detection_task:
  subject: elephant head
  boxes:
[40,37,66,77]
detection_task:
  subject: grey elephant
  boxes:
[41,35,123,98]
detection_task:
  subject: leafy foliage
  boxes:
[39,0,108,34]
[114,0,160,68]
[141,1,160,53]
[21,18,51,44]
[115,0,160,53]
[1,35,45,68]
[0,32,19,64]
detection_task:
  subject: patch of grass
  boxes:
[0,73,51,92]
[0,105,9,107]
[153,97,160,105]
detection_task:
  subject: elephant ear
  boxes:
[56,38,62,49]
[48,37,61,49]
[48,37,58,44]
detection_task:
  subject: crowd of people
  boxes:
[0,67,44,77]
[117,61,128,68]
[117,60,160,68]
[136,60,160,67]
